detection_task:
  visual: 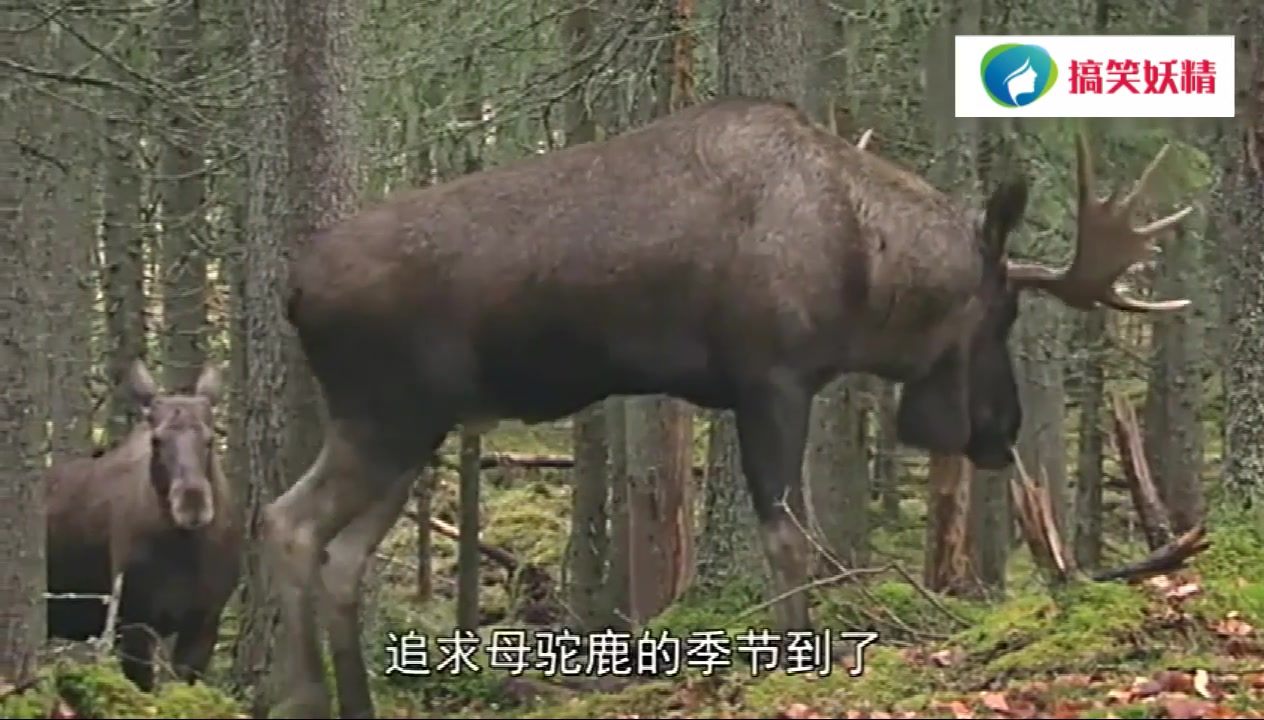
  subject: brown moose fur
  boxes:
[46,360,241,692]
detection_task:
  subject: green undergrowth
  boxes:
[371,520,1264,718]
[0,659,244,719]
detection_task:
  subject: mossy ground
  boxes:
[12,422,1264,718]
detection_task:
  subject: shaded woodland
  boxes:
[2,0,1264,717]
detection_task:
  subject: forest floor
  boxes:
[5,421,1264,719]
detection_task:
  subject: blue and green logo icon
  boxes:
[980,43,1058,108]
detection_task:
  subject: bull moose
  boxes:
[46,360,241,692]
[261,97,1192,718]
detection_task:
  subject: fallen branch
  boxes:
[1009,452,1075,584]
[435,451,707,477]
[404,510,519,572]
[1090,525,1211,582]
[1110,392,1174,551]
[1009,394,1212,587]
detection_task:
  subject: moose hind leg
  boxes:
[734,375,813,633]
[263,423,402,719]
[321,470,419,719]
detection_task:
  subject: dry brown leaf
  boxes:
[778,702,821,719]
[1106,687,1135,704]
[1050,700,1089,718]
[1156,669,1195,694]
[1162,696,1213,719]
[980,691,1010,714]
[1058,673,1094,688]
[1247,672,1264,689]
[1131,676,1164,698]
[1006,698,1038,719]
[947,700,974,719]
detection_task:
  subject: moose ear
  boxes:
[127,359,160,409]
[194,365,222,405]
[981,179,1029,262]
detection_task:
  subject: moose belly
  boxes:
[475,328,732,423]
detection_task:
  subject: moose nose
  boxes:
[176,489,214,529]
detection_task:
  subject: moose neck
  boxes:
[835,156,989,382]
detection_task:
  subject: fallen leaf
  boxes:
[1006,698,1039,719]
[1194,668,1214,698]
[1131,676,1164,698]
[947,700,974,719]
[1162,696,1212,719]
[778,703,820,719]
[980,691,1010,714]
[1248,672,1264,689]
[1106,687,1135,704]
[1050,700,1090,718]
[1057,673,1093,688]
[1156,669,1195,693]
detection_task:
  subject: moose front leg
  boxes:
[118,623,158,692]
[171,611,222,684]
[735,373,813,633]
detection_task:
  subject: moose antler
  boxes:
[1005,133,1195,313]
[856,129,874,150]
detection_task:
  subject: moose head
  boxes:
[882,132,1193,470]
[128,359,223,530]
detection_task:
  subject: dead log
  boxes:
[1089,525,1210,582]
[923,452,978,596]
[1009,394,1211,587]
[436,451,706,477]
[1010,452,1075,584]
[1110,392,1173,551]
[404,510,519,573]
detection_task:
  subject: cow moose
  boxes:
[261,97,1192,718]
[46,360,242,692]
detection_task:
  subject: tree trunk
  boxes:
[229,0,291,705]
[805,378,871,568]
[626,397,695,624]
[457,429,482,630]
[1143,220,1206,534]
[1222,3,1264,514]
[99,21,147,446]
[922,0,983,596]
[1074,309,1107,570]
[159,0,209,393]
[695,412,764,597]
[695,0,811,601]
[0,6,47,683]
[562,0,612,633]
